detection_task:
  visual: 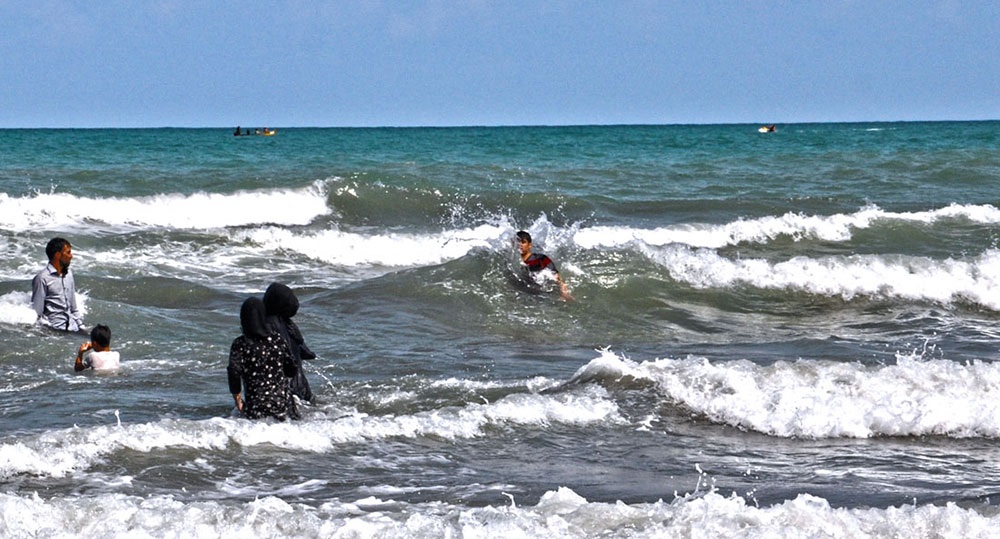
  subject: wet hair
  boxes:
[239,297,270,341]
[46,237,70,262]
[516,231,532,243]
[90,324,112,348]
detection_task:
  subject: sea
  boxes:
[3,122,1000,538]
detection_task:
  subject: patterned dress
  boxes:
[227,333,297,420]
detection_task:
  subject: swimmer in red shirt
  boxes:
[516,230,573,301]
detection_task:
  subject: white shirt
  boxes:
[83,349,120,371]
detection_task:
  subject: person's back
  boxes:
[75,324,119,371]
[263,282,316,402]
[229,332,293,419]
[227,297,299,420]
[85,349,120,371]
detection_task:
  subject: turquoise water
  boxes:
[3,122,1000,537]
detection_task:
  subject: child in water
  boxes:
[74,324,120,371]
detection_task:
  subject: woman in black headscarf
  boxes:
[227,297,299,420]
[263,282,317,403]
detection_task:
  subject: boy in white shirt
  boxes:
[74,324,120,371]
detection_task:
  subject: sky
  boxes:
[1,1,997,128]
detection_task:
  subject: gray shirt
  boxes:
[31,263,84,332]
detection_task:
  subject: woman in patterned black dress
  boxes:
[227,297,299,420]
[263,282,317,403]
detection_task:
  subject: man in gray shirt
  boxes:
[32,237,85,332]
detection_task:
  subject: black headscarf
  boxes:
[263,282,299,319]
[239,297,270,341]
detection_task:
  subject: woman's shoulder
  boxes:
[264,333,288,346]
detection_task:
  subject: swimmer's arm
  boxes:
[556,273,574,302]
[74,342,91,371]
[227,342,245,412]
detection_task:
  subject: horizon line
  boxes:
[3,118,998,130]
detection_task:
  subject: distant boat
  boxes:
[758,124,776,133]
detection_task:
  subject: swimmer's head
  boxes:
[91,324,112,349]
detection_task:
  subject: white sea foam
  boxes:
[573,203,1000,249]
[575,349,1000,439]
[0,387,619,479]
[0,290,87,327]
[0,487,996,538]
[234,223,505,268]
[0,291,39,326]
[636,243,1000,309]
[0,181,330,231]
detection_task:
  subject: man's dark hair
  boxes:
[45,237,70,262]
[516,231,532,243]
[91,324,112,348]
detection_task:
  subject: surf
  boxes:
[572,349,1000,439]
[0,180,331,231]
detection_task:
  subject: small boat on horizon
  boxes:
[758,124,776,133]
[234,127,277,137]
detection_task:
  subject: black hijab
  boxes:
[239,297,270,341]
[263,282,299,319]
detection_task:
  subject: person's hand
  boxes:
[74,342,92,371]
[234,393,244,412]
[558,279,574,302]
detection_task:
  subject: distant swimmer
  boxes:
[74,324,120,371]
[515,230,573,301]
[32,237,86,332]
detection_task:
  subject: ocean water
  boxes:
[3,122,1000,537]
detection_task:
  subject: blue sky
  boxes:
[2,1,997,127]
